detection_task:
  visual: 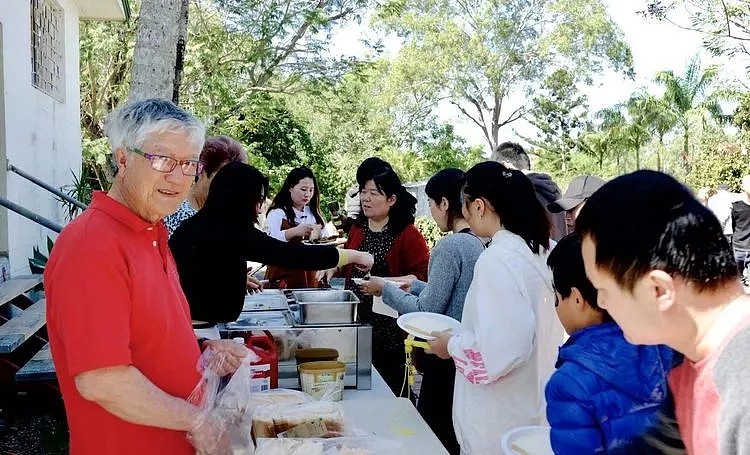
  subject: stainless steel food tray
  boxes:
[291,290,359,325]
[224,310,293,329]
[242,289,289,312]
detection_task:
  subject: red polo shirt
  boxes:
[45,192,201,455]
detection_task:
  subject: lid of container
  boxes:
[295,348,339,362]
[298,360,346,372]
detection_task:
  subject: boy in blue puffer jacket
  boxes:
[545,234,675,454]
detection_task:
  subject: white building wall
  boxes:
[0,0,82,276]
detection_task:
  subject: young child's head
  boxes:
[547,234,613,335]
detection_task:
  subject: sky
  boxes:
[330,1,745,151]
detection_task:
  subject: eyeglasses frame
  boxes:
[128,147,203,177]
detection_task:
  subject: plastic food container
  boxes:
[298,361,346,401]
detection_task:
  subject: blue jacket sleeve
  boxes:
[546,367,605,454]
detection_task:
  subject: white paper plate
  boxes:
[397,312,460,341]
[352,278,402,287]
[501,426,552,455]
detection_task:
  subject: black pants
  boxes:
[735,248,750,284]
[417,354,460,455]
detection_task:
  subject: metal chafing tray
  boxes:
[290,289,359,325]
[242,289,290,312]
[225,310,293,330]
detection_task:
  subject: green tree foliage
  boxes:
[223,95,314,168]
[525,69,591,173]
[654,55,725,172]
[642,1,750,62]
[592,106,630,173]
[685,138,750,192]
[209,0,370,91]
[283,63,482,206]
[416,124,484,176]
[377,0,634,152]
[626,92,677,171]
[733,93,750,131]
[79,10,138,186]
[415,216,444,249]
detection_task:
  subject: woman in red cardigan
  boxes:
[338,162,430,395]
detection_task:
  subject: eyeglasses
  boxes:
[129,148,203,177]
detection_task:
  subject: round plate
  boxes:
[500,425,552,455]
[302,237,344,245]
[397,312,461,341]
[351,278,403,287]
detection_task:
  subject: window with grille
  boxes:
[30,0,64,101]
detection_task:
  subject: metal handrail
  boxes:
[7,162,87,211]
[0,196,62,233]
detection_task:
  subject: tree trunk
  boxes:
[129,0,182,101]
[682,129,691,173]
[657,136,663,172]
[616,152,621,173]
[173,0,189,104]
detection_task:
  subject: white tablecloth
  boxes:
[341,368,449,454]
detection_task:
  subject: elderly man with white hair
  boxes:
[45,99,246,455]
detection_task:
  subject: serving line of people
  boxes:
[44,98,750,455]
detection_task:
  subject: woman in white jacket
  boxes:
[429,161,565,454]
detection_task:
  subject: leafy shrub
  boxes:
[28,236,54,274]
[415,216,444,249]
[685,142,750,192]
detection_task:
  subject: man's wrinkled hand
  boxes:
[188,414,231,455]
[202,340,250,376]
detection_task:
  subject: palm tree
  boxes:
[594,107,631,173]
[654,55,723,172]
[581,131,612,171]
[627,92,678,171]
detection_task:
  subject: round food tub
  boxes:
[298,360,346,401]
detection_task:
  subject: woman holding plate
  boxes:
[265,166,335,288]
[359,168,484,455]
[427,161,565,454]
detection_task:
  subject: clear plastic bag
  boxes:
[249,388,314,415]
[188,347,260,454]
[254,436,403,455]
